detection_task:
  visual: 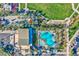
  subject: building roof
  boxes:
[0,33,12,39]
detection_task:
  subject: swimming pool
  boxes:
[40,31,56,47]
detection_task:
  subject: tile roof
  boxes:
[0,33,12,39]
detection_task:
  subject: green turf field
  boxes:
[27,3,73,20]
[20,3,25,10]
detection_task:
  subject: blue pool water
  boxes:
[29,27,35,45]
[40,31,55,47]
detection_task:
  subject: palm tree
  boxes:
[0,48,11,56]
[0,24,3,30]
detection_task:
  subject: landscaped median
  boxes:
[69,17,79,39]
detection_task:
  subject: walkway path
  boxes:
[66,29,70,56]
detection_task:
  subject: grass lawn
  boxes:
[20,3,25,10]
[27,3,73,20]
[69,21,79,39]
